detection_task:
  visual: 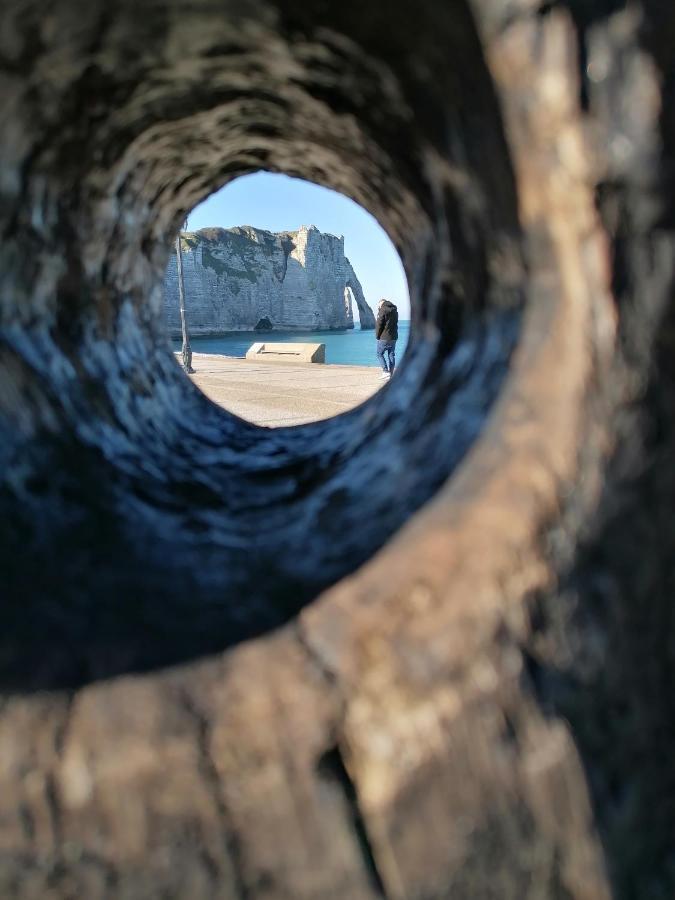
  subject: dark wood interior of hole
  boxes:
[2,1,675,898]
[0,0,522,690]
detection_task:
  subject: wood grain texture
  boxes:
[1,0,674,897]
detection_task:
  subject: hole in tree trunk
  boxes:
[3,0,675,896]
[0,0,524,692]
[163,173,412,426]
[0,0,520,689]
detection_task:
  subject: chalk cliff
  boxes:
[164,224,376,335]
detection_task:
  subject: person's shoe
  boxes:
[380,371,390,380]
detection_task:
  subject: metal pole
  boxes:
[176,220,194,374]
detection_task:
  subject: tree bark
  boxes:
[0,1,674,898]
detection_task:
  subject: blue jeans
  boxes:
[376,339,396,373]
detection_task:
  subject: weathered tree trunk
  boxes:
[175,230,195,374]
[1,0,674,898]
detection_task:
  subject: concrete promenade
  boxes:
[181,352,383,426]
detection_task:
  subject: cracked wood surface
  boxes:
[1,0,675,898]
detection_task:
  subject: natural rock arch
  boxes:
[345,260,376,329]
[1,1,675,898]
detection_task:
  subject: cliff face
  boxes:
[164,224,376,335]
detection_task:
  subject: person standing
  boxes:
[375,298,399,379]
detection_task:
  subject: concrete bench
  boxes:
[245,342,326,363]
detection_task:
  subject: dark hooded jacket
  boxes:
[375,300,398,341]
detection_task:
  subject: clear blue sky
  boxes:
[186,173,410,319]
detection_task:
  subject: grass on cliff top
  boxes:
[200,246,258,283]
[180,227,297,283]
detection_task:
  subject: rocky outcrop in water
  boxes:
[164,224,376,334]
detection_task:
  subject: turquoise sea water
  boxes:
[173,321,410,367]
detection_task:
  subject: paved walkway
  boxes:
[181,353,384,426]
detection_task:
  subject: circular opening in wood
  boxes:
[1,0,524,690]
[164,173,411,427]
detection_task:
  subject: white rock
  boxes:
[163,224,376,335]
